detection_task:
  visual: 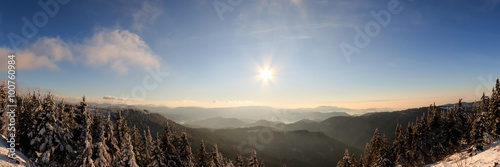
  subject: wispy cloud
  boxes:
[132,0,162,32]
[79,29,160,75]
[1,29,160,75]
[0,37,72,70]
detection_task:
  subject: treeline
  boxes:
[0,87,266,167]
[337,78,500,167]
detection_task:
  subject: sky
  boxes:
[0,0,499,110]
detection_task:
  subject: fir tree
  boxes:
[75,105,95,167]
[234,155,244,167]
[119,132,139,167]
[105,112,121,167]
[210,144,223,167]
[93,120,111,167]
[149,133,167,167]
[179,132,195,167]
[196,140,210,167]
[160,122,181,166]
[248,150,259,167]
[142,127,154,166]
[130,126,144,166]
[392,124,407,166]
[336,149,354,167]
[469,99,493,154]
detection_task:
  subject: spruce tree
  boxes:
[179,132,195,167]
[142,127,154,166]
[336,149,354,167]
[196,140,210,167]
[93,120,111,167]
[210,144,223,167]
[149,133,167,167]
[392,124,407,166]
[120,132,139,167]
[75,104,95,167]
[248,150,259,167]
[130,126,144,166]
[160,122,181,166]
[235,154,244,167]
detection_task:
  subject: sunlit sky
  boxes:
[0,0,499,110]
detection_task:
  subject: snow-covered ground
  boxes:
[428,139,500,167]
[0,135,30,167]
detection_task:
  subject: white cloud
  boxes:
[0,37,72,70]
[103,95,141,102]
[132,1,162,32]
[79,29,160,75]
[0,29,160,75]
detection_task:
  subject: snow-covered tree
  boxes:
[179,132,195,167]
[142,127,154,166]
[149,133,167,167]
[210,144,223,167]
[392,124,408,166]
[160,122,181,166]
[74,103,95,167]
[29,93,75,166]
[248,150,259,167]
[130,126,144,166]
[93,119,111,167]
[234,155,244,167]
[196,139,210,167]
[119,132,139,167]
[337,149,354,167]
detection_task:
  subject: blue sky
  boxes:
[0,0,499,109]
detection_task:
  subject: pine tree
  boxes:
[196,140,210,167]
[149,133,167,167]
[93,120,111,167]
[142,127,154,166]
[336,149,354,167]
[160,122,181,166]
[469,98,493,154]
[248,150,259,167]
[130,126,144,166]
[210,144,223,167]
[392,124,407,166]
[234,154,244,167]
[120,132,139,167]
[488,78,500,137]
[179,132,195,167]
[30,93,74,166]
[75,104,95,167]
[17,93,37,157]
[104,112,120,166]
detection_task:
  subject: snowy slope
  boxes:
[0,135,30,167]
[427,139,500,167]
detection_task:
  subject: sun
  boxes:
[260,69,273,81]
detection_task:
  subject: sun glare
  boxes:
[260,69,273,81]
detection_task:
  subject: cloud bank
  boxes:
[0,29,160,75]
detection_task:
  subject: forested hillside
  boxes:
[337,78,500,166]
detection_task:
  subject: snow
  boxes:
[427,139,500,167]
[0,135,31,166]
